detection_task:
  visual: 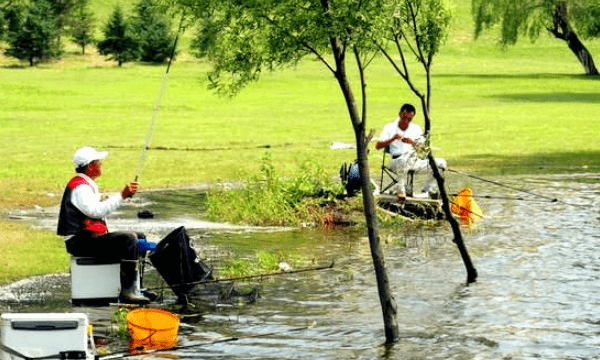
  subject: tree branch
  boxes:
[406,1,428,71]
[262,15,336,74]
[354,45,367,131]
[390,29,424,100]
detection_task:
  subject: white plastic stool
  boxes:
[70,257,121,305]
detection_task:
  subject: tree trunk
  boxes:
[327,30,399,343]
[564,30,598,75]
[550,1,599,75]
[422,106,477,283]
[427,152,478,283]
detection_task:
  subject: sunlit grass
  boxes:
[0,222,70,285]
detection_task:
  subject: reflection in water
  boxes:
[2,174,599,359]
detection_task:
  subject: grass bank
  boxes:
[1,1,599,284]
[0,222,70,284]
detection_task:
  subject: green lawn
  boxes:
[1,1,599,283]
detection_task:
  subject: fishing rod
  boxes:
[448,168,587,208]
[100,324,315,360]
[449,193,565,203]
[135,12,186,183]
[147,261,335,292]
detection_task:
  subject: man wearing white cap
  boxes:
[57,146,150,303]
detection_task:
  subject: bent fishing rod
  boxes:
[147,261,335,292]
[135,13,185,183]
[448,168,587,208]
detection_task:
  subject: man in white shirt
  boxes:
[376,103,447,200]
[57,146,149,303]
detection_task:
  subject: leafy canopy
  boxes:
[473,0,600,44]
[174,0,388,95]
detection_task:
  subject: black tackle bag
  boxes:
[149,226,212,297]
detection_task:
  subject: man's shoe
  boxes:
[120,289,150,304]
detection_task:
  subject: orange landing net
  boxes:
[451,188,483,224]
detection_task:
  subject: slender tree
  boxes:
[97,5,139,66]
[68,0,95,54]
[131,0,175,63]
[375,0,478,283]
[472,0,599,75]
[5,0,61,66]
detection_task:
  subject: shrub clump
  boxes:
[205,154,348,227]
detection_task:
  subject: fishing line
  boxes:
[449,193,564,203]
[146,261,335,293]
[135,13,186,183]
[448,168,587,208]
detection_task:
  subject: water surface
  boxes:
[2,174,599,359]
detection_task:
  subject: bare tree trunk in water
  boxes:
[550,1,599,75]
[427,152,478,283]
[325,12,399,342]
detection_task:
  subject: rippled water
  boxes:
[3,174,599,359]
[173,174,600,360]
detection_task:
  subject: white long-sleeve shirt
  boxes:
[70,174,122,219]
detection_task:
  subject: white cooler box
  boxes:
[71,257,121,305]
[0,313,89,360]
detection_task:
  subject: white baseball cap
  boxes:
[72,146,108,168]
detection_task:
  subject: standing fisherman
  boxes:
[57,146,150,304]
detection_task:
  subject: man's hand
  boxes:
[121,182,139,199]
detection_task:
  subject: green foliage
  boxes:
[0,8,5,40]
[219,251,297,278]
[571,0,600,39]
[131,0,175,63]
[257,251,280,271]
[110,309,131,341]
[473,0,600,43]
[183,0,387,95]
[68,0,95,54]
[205,153,345,227]
[386,0,453,57]
[97,5,139,66]
[5,0,62,66]
[472,0,547,45]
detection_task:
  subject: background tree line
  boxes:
[0,0,175,66]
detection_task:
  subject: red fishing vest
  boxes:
[57,176,108,236]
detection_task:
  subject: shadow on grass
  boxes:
[450,150,600,176]
[491,92,600,103]
[437,73,600,81]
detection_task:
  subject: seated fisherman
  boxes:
[57,146,150,304]
[375,103,447,200]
